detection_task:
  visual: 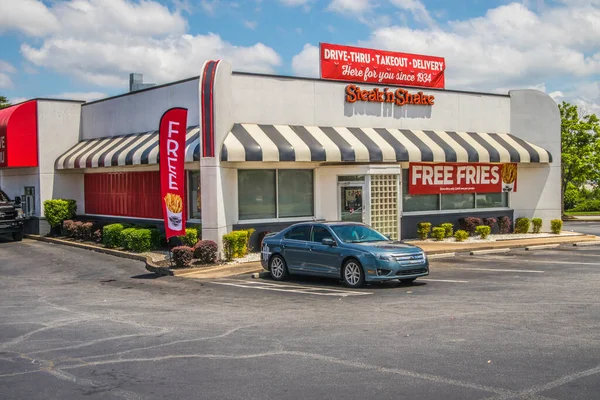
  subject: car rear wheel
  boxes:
[399,278,416,284]
[12,232,23,242]
[269,255,288,281]
[343,259,365,288]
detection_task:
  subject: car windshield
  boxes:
[330,224,388,243]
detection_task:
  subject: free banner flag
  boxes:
[159,107,188,239]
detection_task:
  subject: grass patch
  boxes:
[564,211,600,216]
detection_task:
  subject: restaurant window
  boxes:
[238,169,314,220]
[188,171,201,219]
[401,169,509,213]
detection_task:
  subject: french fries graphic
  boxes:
[164,193,183,214]
[502,164,517,184]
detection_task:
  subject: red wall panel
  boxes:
[85,172,163,219]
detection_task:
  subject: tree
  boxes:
[560,101,600,212]
[0,95,10,109]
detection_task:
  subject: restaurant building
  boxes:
[0,56,560,249]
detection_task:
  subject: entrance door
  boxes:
[340,185,364,223]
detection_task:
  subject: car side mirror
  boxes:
[14,196,21,205]
[322,238,336,246]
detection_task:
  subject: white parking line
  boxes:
[459,268,544,273]
[419,279,469,283]
[210,280,373,296]
[470,255,600,266]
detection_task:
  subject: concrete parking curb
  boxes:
[525,244,560,250]
[252,271,270,279]
[24,234,262,279]
[470,248,511,255]
[573,241,600,247]
[428,252,456,259]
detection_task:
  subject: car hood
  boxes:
[351,241,423,254]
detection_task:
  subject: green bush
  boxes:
[43,199,77,228]
[239,228,256,251]
[129,229,153,253]
[531,218,543,234]
[102,223,124,248]
[440,223,453,238]
[417,222,432,240]
[454,230,468,242]
[570,199,600,212]
[431,227,445,241]
[222,230,249,260]
[551,219,563,234]
[514,217,530,234]
[179,228,199,247]
[120,228,137,249]
[475,225,491,239]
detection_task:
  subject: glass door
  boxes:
[340,185,364,222]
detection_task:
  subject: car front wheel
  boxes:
[12,232,23,242]
[269,255,288,281]
[343,259,365,288]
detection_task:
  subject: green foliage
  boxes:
[570,199,600,212]
[0,95,10,109]
[531,218,543,234]
[514,217,530,234]
[440,223,453,237]
[431,227,445,241]
[551,219,563,234]
[560,102,600,211]
[222,230,249,260]
[417,222,432,240]
[454,230,468,242]
[120,228,137,249]
[43,199,77,228]
[172,246,193,268]
[129,229,153,253]
[239,228,256,251]
[102,223,124,248]
[179,228,199,247]
[475,225,491,239]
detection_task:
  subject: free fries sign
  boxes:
[159,108,188,239]
[408,163,518,194]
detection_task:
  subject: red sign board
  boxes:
[159,108,188,239]
[408,163,518,194]
[320,43,445,89]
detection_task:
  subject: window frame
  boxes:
[284,225,312,242]
[187,170,202,221]
[237,168,316,223]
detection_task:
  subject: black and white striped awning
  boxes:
[221,124,552,163]
[55,127,200,170]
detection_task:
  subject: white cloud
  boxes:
[0,60,16,89]
[13,0,282,88]
[278,0,312,6]
[389,0,435,27]
[0,0,60,36]
[291,43,319,77]
[49,91,108,102]
[328,0,374,14]
[244,20,258,30]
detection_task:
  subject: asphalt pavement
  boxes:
[1,228,600,399]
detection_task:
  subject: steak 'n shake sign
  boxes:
[409,163,518,194]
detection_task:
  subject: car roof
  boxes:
[288,221,365,228]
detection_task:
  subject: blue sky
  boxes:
[0,0,599,114]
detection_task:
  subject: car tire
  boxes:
[342,259,365,288]
[12,232,23,242]
[269,254,288,281]
[399,278,416,284]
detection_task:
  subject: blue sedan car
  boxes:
[260,222,429,288]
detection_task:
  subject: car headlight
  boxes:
[376,253,394,261]
[16,209,24,220]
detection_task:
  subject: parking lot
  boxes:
[1,236,600,399]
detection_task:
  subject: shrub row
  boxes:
[101,223,160,253]
[44,199,77,229]
[170,240,218,269]
[514,218,562,234]
[222,229,255,260]
[417,221,492,241]
[62,220,94,241]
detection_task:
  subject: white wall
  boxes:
[509,90,561,231]
[37,100,84,216]
[230,73,511,133]
[81,78,200,139]
[0,167,38,209]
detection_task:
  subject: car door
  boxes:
[305,225,342,276]
[281,225,311,272]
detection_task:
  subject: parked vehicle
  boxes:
[0,189,24,241]
[261,222,429,288]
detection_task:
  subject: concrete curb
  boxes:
[428,252,456,259]
[573,241,600,247]
[470,248,511,255]
[525,244,560,250]
[252,271,270,279]
[24,234,261,278]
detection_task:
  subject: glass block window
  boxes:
[370,174,399,240]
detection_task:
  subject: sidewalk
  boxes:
[412,234,599,254]
[564,215,600,221]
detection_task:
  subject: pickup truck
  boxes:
[0,189,24,241]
